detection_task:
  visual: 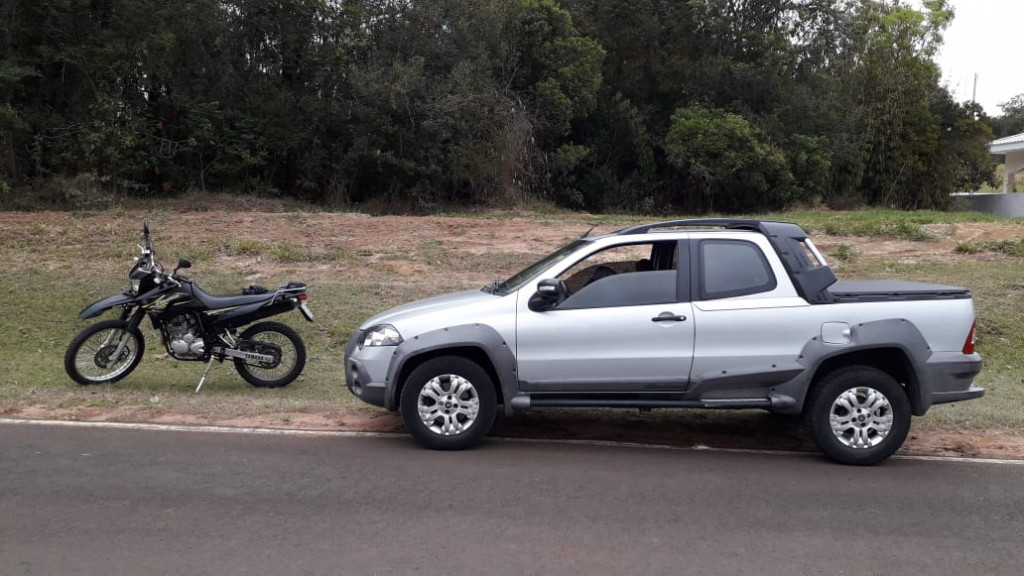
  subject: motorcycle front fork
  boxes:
[103,307,241,394]
[101,308,145,370]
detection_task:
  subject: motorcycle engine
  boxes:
[166,312,206,359]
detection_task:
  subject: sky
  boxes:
[934,0,1024,116]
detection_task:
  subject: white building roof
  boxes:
[989,132,1024,154]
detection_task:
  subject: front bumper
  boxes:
[343,329,392,409]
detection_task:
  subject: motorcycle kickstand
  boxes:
[195,356,217,393]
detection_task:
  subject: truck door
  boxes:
[685,236,813,398]
[516,240,695,392]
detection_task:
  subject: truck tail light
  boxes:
[962,321,977,355]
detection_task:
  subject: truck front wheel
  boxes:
[805,366,911,465]
[400,356,497,450]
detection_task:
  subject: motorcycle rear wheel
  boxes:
[233,321,306,388]
[64,320,145,385]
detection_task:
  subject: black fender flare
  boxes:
[384,324,518,414]
[771,318,933,416]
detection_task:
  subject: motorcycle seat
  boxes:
[190,284,277,310]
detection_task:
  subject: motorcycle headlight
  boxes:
[360,324,403,348]
[129,267,149,294]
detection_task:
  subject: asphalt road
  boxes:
[1,422,1022,576]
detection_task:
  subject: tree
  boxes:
[665,105,793,212]
[0,0,999,213]
[989,94,1024,139]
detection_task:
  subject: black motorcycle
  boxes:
[65,220,314,392]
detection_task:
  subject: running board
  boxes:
[510,394,795,411]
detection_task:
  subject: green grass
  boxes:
[229,239,269,255]
[828,243,859,263]
[764,209,1009,239]
[955,238,1024,257]
[0,205,1021,435]
[269,242,304,262]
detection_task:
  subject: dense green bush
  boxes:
[0,0,1001,213]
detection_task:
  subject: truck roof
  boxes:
[614,218,798,236]
[610,219,839,304]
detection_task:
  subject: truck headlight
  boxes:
[360,324,403,348]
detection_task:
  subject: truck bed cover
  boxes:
[829,280,971,302]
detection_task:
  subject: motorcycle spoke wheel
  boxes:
[233,322,306,388]
[64,320,145,385]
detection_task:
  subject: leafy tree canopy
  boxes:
[0,0,996,212]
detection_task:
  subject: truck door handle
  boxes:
[652,313,687,322]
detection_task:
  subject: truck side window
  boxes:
[558,270,677,310]
[699,240,776,300]
[556,241,678,309]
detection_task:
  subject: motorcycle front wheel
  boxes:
[233,321,306,388]
[64,320,145,385]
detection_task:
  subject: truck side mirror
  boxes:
[528,279,567,312]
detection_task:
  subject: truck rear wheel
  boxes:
[805,366,911,465]
[400,356,497,450]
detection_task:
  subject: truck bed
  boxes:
[828,280,971,302]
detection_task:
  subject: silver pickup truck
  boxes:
[344,219,983,464]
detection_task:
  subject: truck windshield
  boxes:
[487,240,589,296]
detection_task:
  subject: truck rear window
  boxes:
[699,240,777,299]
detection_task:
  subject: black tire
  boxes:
[400,356,497,450]
[233,322,306,388]
[64,320,145,385]
[804,366,911,465]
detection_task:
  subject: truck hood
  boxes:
[360,289,503,332]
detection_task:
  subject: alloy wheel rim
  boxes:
[829,386,894,449]
[417,374,480,436]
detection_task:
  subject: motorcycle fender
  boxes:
[212,301,295,331]
[79,293,134,319]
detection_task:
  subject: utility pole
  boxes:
[972,73,978,104]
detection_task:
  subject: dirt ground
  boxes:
[3,210,1023,460]
[3,210,1022,281]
